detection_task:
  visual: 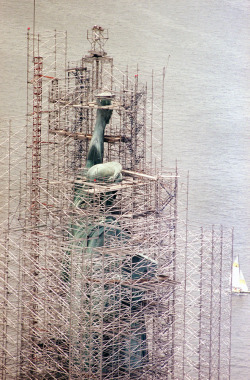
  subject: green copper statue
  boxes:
[66,91,155,377]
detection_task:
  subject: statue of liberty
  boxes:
[64,92,156,378]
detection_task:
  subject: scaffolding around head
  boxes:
[0,27,232,379]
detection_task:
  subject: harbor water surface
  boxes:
[0,0,249,378]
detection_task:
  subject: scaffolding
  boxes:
[0,27,232,379]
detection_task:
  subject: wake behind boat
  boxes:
[232,255,250,294]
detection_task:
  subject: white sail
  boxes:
[232,255,249,293]
[239,270,249,292]
[232,256,241,292]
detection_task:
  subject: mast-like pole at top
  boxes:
[33,0,36,57]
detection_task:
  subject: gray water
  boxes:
[0,0,249,378]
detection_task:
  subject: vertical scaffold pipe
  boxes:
[31,57,42,229]
[29,55,43,374]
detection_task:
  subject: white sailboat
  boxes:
[232,255,250,294]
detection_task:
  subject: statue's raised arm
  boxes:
[85,92,122,182]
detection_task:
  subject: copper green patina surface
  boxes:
[64,94,156,376]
